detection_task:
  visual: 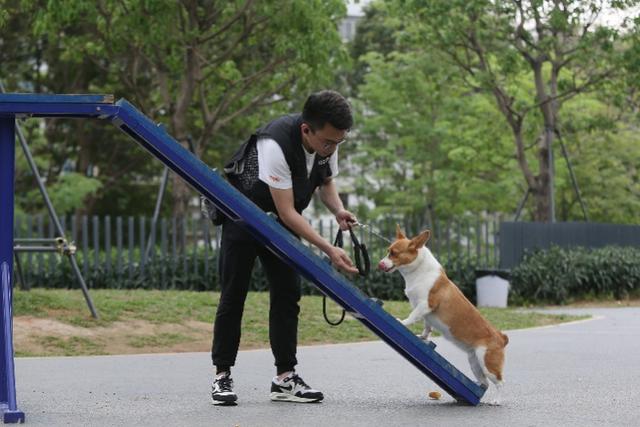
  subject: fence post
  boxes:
[182,217,187,280]
[48,217,55,277]
[493,217,499,268]
[203,217,209,280]
[192,217,198,286]
[475,218,481,266]
[172,217,177,288]
[105,215,111,274]
[161,218,168,290]
[139,216,146,278]
[116,216,123,280]
[484,219,490,267]
[36,215,44,281]
[25,215,32,283]
[92,215,100,273]
[82,215,89,278]
[128,216,134,282]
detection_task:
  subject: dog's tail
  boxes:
[500,331,509,347]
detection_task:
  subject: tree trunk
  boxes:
[530,63,556,222]
[169,114,193,254]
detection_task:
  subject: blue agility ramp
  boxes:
[0,94,485,421]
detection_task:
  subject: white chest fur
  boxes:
[398,248,441,308]
[397,248,473,352]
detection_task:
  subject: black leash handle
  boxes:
[333,227,371,277]
[322,294,346,326]
[323,225,371,326]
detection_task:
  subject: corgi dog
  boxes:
[378,225,508,404]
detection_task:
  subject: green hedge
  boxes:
[17,250,219,291]
[20,245,640,306]
[20,249,482,303]
[510,245,640,305]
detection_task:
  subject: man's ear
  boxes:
[395,224,406,240]
[409,230,431,250]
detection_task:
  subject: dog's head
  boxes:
[378,225,431,273]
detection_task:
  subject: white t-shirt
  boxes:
[257,138,339,189]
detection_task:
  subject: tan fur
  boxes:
[428,270,508,383]
[381,227,508,401]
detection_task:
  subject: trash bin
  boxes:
[475,269,510,308]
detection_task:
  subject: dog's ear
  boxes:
[409,230,431,249]
[395,224,406,240]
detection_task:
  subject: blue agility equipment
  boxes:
[0,94,485,421]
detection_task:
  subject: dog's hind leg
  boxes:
[468,351,489,388]
[479,347,505,405]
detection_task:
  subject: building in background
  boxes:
[339,0,370,42]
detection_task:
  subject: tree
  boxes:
[348,1,399,93]
[352,49,518,224]
[34,0,349,220]
[391,0,640,221]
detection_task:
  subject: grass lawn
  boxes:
[12,289,589,357]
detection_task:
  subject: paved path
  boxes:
[14,308,640,426]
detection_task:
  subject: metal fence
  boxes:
[13,214,501,288]
[499,221,640,269]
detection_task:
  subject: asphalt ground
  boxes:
[13,307,640,426]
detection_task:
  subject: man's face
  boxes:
[302,123,347,157]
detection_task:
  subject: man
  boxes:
[211,90,358,405]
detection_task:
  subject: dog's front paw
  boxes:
[418,328,432,341]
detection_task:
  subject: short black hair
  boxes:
[302,90,353,131]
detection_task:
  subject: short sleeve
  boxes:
[257,138,292,189]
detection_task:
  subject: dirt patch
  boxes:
[13,316,215,357]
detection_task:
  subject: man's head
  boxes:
[301,90,353,157]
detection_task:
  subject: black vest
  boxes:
[224,114,333,214]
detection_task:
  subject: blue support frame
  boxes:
[0,117,25,423]
[0,94,486,420]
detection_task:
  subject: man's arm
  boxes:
[269,186,358,274]
[318,178,357,230]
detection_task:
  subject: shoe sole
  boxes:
[269,392,322,403]
[211,394,238,406]
[211,398,238,406]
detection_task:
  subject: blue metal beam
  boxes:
[0,93,486,409]
[0,94,114,104]
[0,94,117,118]
[0,117,25,423]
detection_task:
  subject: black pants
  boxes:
[211,219,301,374]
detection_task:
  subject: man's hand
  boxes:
[327,246,359,274]
[335,209,357,231]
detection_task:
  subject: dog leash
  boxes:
[333,226,371,277]
[323,225,371,326]
[352,222,392,244]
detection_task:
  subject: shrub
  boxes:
[20,248,482,302]
[510,245,640,305]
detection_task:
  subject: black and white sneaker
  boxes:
[270,372,324,403]
[211,372,238,406]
